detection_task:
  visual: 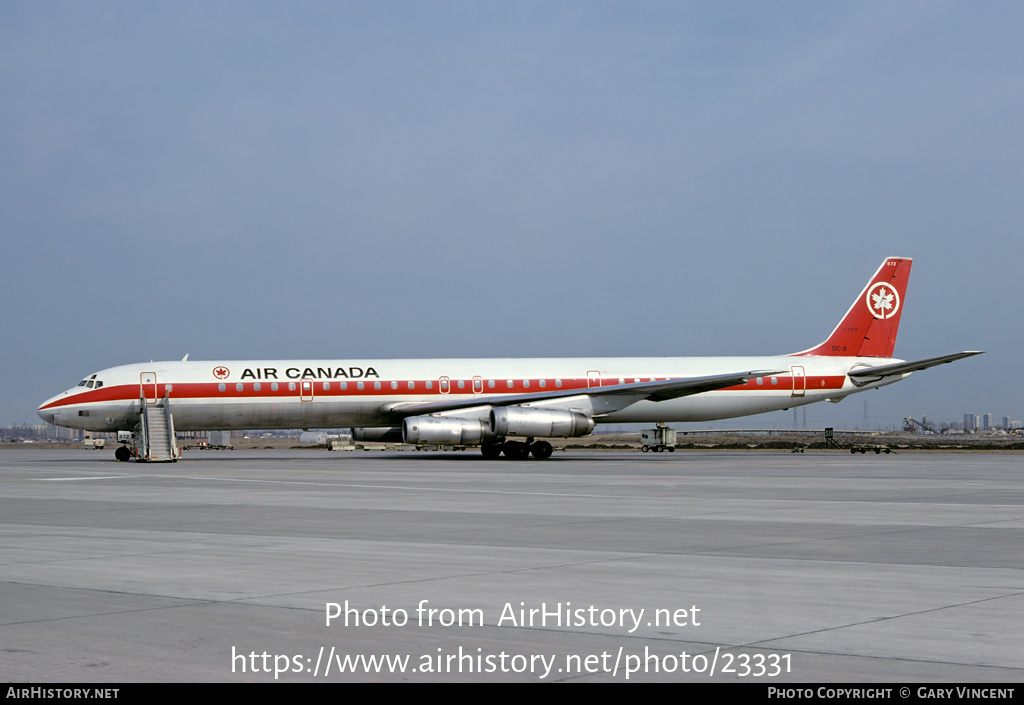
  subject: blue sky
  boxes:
[2,1,1020,430]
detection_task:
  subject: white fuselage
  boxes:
[37,355,901,433]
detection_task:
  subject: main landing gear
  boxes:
[481,439,554,460]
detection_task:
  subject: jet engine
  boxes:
[402,416,497,445]
[489,407,594,438]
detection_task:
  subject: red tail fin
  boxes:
[794,257,912,358]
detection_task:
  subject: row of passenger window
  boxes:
[99,376,778,395]
[212,379,580,393]
[207,377,733,394]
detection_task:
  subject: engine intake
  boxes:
[490,407,594,438]
[403,416,497,445]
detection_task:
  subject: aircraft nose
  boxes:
[37,396,60,425]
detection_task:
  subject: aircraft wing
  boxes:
[847,351,984,382]
[381,369,783,419]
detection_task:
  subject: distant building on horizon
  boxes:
[964,413,978,432]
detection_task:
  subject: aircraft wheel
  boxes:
[481,444,502,459]
[502,441,530,460]
[531,441,553,460]
[114,446,131,462]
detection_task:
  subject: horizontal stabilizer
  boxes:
[848,351,984,382]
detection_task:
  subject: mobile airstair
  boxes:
[136,391,180,462]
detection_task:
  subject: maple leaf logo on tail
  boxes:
[866,283,900,320]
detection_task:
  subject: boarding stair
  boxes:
[137,392,180,462]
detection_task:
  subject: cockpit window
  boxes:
[95,381,103,389]
[77,380,89,387]
[86,381,94,388]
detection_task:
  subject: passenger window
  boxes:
[374,381,382,390]
[357,382,364,390]
[236,383,243,392]
[539,380,546,388]
[524,380,530,388]
[254,383,261,392]
[323,382,330,391]
[391,381,398,390]
[408,381,415,390]
[425,381,433,389]
[218,383,226,392]
[506,380,513,389]
[457,380,465,389]
[271,382,279,391]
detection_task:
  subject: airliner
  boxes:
[38,257,981,461]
